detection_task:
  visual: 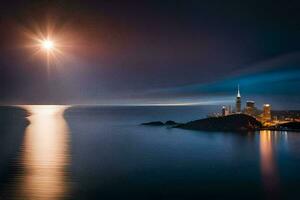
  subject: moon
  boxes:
[41,39,54,51]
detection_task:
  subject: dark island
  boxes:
[141,120,182,126]
[141,121,165,126]
[177,114,262,131]
[142,114,300,132]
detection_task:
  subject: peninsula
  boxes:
[142,113,300,132]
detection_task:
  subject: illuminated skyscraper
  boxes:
[222,106,229,116]
[236,85,241,113]
[245,101,255,116]
[228,105,232,114]
[263,104,271,121]
[222,106,226,116]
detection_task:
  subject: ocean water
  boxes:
[0,105,300,199]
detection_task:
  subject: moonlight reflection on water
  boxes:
[15,105,70,199]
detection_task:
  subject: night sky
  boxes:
[1,0,300,108]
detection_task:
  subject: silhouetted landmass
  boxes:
[141,121,165,126]
[177,114,262,132]
[142,114,262,132]
[141,120,181,126]
[142,113,300,132]
[165,120,178,126]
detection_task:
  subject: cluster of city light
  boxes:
[221,86,273,124]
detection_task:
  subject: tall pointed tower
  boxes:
[236,85,241,113]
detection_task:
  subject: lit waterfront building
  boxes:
[263,104,272,121]
[228,105,232,114]
[222,106,230,116]
[245,101,255,116]
[236,85,241,113]
[222,106,226,116]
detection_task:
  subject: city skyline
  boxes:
[1,1,300,199]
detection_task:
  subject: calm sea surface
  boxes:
[1,105,300,199]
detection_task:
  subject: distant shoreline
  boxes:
[142,113,300,132]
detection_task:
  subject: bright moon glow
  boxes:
[23,22,71,67]
[41,39,54,51]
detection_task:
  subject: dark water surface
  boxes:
[1,105,300,199]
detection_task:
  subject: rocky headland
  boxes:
[142,114,300,132]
